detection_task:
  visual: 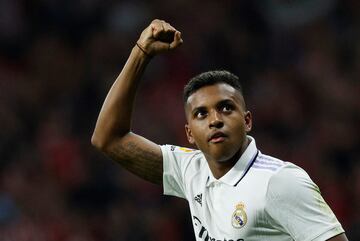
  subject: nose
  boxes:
[209,111,224,129]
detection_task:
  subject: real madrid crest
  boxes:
[231,202,247,229]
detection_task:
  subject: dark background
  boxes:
[0,0,359,240]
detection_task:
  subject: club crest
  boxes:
[231,202,247,229]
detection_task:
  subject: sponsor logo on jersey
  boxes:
[179,147,195,152]
[193,216,244,241]
[194,193,202,206]
[232,202,247,229]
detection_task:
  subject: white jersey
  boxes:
[161,136,344,241]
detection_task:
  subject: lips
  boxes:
[208,131,227,143]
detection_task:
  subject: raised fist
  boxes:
[136,19,183,57]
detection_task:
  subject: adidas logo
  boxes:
[194,193,202,206]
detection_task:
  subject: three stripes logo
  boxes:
[194,193,202,206]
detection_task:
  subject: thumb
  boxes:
[169,31,183,50]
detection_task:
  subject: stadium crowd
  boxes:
[0,0,359,240]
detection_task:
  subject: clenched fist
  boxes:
[136,19,183,57]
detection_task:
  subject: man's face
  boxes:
[185,83,252,163]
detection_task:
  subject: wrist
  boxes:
[136,42,152,56]
[132,44,152,62]
[135,42,153,59]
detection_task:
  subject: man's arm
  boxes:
[327,233,348,241]
[91,20,183,185]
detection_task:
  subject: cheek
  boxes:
[229,115,246,128]
[229,118,248,137]
[189,124,207,145]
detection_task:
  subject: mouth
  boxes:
[208,131,227,143]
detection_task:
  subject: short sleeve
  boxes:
[161,145,200,200]
[265,164,345,241]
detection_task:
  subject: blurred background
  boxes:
[0,0,359,240]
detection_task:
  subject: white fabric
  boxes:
[161,136,344,241]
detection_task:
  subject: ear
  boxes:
[244,111,252,133]
[185,124,195,144]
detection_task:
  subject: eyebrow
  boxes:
[216,99,235,108]
[191,99,236,115]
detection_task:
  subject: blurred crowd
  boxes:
[0,0,359,240]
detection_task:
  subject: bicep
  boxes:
[104,132,163,185]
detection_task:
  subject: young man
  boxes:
[91,19,348,241]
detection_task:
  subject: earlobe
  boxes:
[185,124,195,144]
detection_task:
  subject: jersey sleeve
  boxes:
[160,145,199,200]
[264,164,345,241]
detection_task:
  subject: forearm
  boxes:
[92,46,150,149]
[91,20,182,184]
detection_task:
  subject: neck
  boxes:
[207,137,250,179]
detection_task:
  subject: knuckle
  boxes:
[151,19,162,27]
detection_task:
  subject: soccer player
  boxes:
[91,19,348,241]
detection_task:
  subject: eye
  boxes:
[221,104,234,113]
[194,110,207,119]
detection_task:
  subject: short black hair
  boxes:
[183,70,244,104]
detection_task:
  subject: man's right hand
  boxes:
[136,19,183,57]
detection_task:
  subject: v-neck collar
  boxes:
[206,136,258,187]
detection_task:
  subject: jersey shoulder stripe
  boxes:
[252,154,285,172]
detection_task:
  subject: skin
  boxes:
[91,19,183,184]
[184,83,252,178]
[91,19,348,241]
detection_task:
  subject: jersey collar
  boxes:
[206,136,258,187]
